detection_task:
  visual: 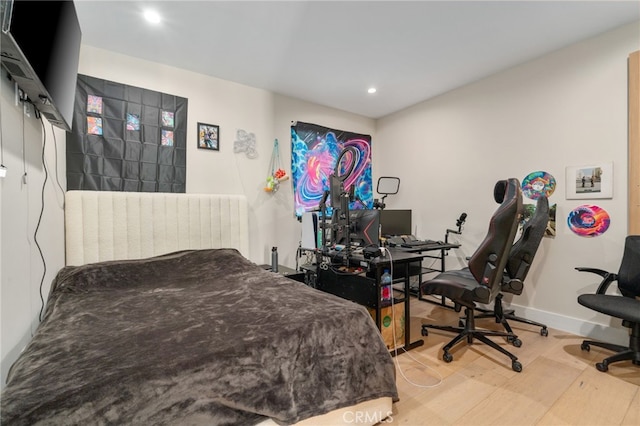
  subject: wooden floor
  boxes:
[388,296,640,425]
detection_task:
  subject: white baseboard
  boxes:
[508,303,628,346]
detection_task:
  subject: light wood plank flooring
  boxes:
[388,296,640,425]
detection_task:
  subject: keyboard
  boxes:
[401,239,438,248]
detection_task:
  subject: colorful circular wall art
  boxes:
[567,205,611,237]
[522,171,556,200]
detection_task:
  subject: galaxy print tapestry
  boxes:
[291,122,373,219]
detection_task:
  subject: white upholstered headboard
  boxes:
[65,191,250,266]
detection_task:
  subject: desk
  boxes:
[392,241,460,274]
[312,249,427,354]
[391,241,460,302]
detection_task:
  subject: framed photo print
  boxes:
[565,162,613,199]
[197,122,219,151]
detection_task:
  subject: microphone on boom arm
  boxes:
[446,212,467,243]
[456,212,467,229]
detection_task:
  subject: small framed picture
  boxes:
[197,122,219,151]
[565,162,613,199]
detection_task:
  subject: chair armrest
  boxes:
[575,267,609,278]
[575,267,618,295]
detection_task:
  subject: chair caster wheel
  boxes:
[596,362,608,372]
[512,361,523,372]
[540,328,548,337]
[581,342,590,351]
[507,335,521,346]
[421,328,429,336]
[443,352,453,363]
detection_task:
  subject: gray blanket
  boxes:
[1,249,397,425]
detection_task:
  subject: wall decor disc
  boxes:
[567,205,611,237]
[522,171,556,200]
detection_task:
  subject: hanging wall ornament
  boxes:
[567,204,611,237]
[522,171,556,200]
[234,129,258,159]
[264,138,289,193]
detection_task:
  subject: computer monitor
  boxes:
[335,209,380,247]
[379,209,412,236]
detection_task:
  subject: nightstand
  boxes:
[259,264,306,283]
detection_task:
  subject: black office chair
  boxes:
[577,235,640,372]
[420,178,523,372]
[475,195,550,345]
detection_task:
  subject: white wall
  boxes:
[0,68,67,388]
[376,21,640,344]
[78,46,278,264]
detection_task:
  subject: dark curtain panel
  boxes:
[66,75,187,192]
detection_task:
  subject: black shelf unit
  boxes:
[309,249,427,354]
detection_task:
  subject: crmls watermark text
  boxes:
[342,410,394,423]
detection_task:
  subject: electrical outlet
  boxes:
[0,165,6,178]
[22,173,27,184]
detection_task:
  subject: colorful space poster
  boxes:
[291,121,373,218]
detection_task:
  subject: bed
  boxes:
[1,191,397,425]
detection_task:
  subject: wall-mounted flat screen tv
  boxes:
[1,0,82,131]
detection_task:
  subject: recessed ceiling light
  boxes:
[144,10,162,24]
[367,88,377,94]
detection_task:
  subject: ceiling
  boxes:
[74,1,640,119]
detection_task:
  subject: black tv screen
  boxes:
[1,0,81,131]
